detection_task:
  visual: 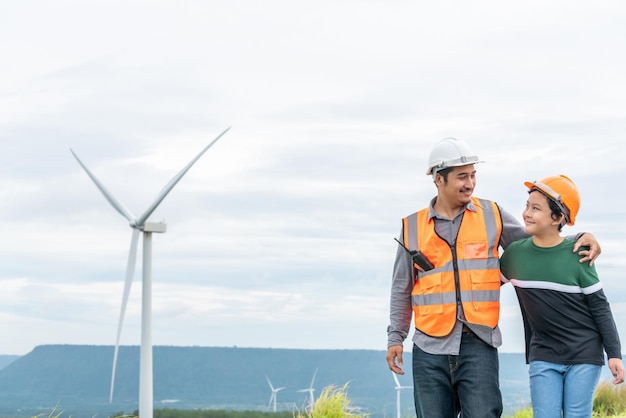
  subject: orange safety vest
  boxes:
[402,197,502,337]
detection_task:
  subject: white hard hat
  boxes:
[426,137,484,176]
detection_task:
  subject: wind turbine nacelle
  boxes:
[142,222,167,233]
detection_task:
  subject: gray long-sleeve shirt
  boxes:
[387,197,530,355]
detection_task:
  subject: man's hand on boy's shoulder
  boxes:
[573,233,601,266]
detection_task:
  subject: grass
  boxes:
[30,404,69,418]
[26,381,626,418]
[108,385,366,418]
[508,408,533,418]
[295,384,368,418]
[593,382,626,417]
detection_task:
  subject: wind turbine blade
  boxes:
[266,375,275,390]
[70,149,137,223]
[109,228,140,403]
[136,127,230,226]
[310,368,318,387]
[392,371,401,388]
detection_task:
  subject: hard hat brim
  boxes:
[426,159,484,175]
[524,180,574,226]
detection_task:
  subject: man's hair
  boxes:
[435,167,453,183]
[436,167,455,184]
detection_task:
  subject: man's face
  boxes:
[438,164,476,206]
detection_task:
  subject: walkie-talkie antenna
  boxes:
[393,238,434,271]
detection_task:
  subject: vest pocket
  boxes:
[467,271,499,311]
[463,242,488,259]
[414,273,444,315]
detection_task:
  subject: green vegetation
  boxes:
[108,385,367,418]
[31,404,64,418]
[25,382,626,418]
[508,408,533,418]
[109,385,367,418]
[111,411,293,418]
[295,384,367,418]
[593,382,626,418]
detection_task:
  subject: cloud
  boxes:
[1,0,626,355]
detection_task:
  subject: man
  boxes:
[385,137,601,418]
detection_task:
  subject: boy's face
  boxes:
[523,190,563,235]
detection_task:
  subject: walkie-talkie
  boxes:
[394,238,435,272]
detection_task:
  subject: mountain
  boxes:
[0,345,410,417]
[0,345,614,418]
[0,355,20,370]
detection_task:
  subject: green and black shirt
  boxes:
[500,237,621,365]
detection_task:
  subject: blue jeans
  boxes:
[529,360,601,418]
[412,332,503,418]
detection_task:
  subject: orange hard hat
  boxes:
[524,174,580,226]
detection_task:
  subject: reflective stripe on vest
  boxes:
[402,197,502,337]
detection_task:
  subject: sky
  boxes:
[1,1,625,357]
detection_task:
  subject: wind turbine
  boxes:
[297,368,318,411]
[392,372,413,418]
[265,375,286,412]
[71,127,230,418]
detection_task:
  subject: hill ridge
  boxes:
[0,345,532,417]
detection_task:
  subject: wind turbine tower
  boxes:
[265,375,286,412]
[71,127,230,418]
[297,368,318,411]
[392,372,413,418]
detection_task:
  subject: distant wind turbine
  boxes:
[297,368,318,411]
[265,375,286,412]
[71,127,230,418]
[392,372,413,418]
